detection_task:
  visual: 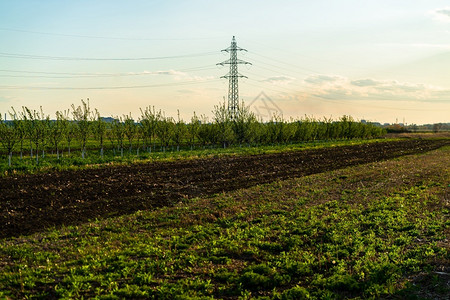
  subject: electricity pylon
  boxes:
[217,36,251,119]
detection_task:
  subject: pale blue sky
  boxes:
[1,0,449,124]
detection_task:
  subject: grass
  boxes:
[0,138,396,176]
[0,145,448,298]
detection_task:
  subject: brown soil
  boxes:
[1,139,449,238]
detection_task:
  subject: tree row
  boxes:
[0,100,386,166]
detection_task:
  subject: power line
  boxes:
[0,78,220,90]
[0,51,217,61]
[247,52,321,75]
[0,27,228,41]
[243,38,366,71]
[0,66,217,78]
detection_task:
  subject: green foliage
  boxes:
[123,114,137,153]
[23,106,49,164]
[0,101,387,171]
[155,111,175,150]
[0,117,17,155]
[111,117,125,155]
[213,101,235,148]
[139,106,159,150]
[172,110,187,151]
[92,109,106,156]
[71,99,92,158]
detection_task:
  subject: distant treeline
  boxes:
[385,123,450,133]
[0,100,386,166]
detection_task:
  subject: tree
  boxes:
[71,99,92,159]
[23,107,49,164]
[266,113,285,144]
[92,109,106,158]
[196,115,211,147]
[433,123,443,133]
[155,112,174,151]
[48,111,66,159]
[232,101,258,146]
[21,107,34,158]
[139,106,158,152]
[65,119,76,156]
[0,117,17,167]
[111,117,125,157]
[123,114,137,154]
[187,112,200,150]
[171,110,187,151]
[213,101,234,148]
[9,108,26,159]
[106,122,116,155]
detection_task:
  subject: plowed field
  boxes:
[1,139,449,238]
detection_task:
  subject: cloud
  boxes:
[304,74,345,85]
[137,69,187,76]
[177,89,196,94]
[0,96,14,102]
[301,74,449,103]
[436,8,450,17]
[137,69,213,81]
[261,76,295,85]
[350,79,381,87]
[431,7,450,22]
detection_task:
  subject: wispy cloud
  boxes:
[302,74,450,102]
[350,79,380,87]
[177,89,196,94]
[0,95,15,103]
[261,75,295,85]
[430,7,450,22]
[304,74,346,85]
[126,69,186,76]
[130,69,213,81]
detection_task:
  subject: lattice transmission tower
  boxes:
[217,36,251,119]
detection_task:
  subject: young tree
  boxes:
[247,118,265,146]
[213,101,234,148]
[0,116,17,167]
[71,99,92,159]
[155,112,174,152]
[56,110,70,157]
[92,109,106,158]
[111,117,125,157]
[139,106,158,152]
[48,111,66,159]
[171,110,187,151]
[187,112,200,150]
[123,114,137,154]
[65,119,76,156]
[23,107,49,164]
[9,108,26,159]
[21,107,34,158]
[266,113,285,144]
[232,101,258,146]
[196,115,210,147]
[135,122,143,156]
[106,122,116,155]
[281,118,297,144]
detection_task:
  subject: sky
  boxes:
[0,0,450,125]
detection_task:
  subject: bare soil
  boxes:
[1,139,449,238]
